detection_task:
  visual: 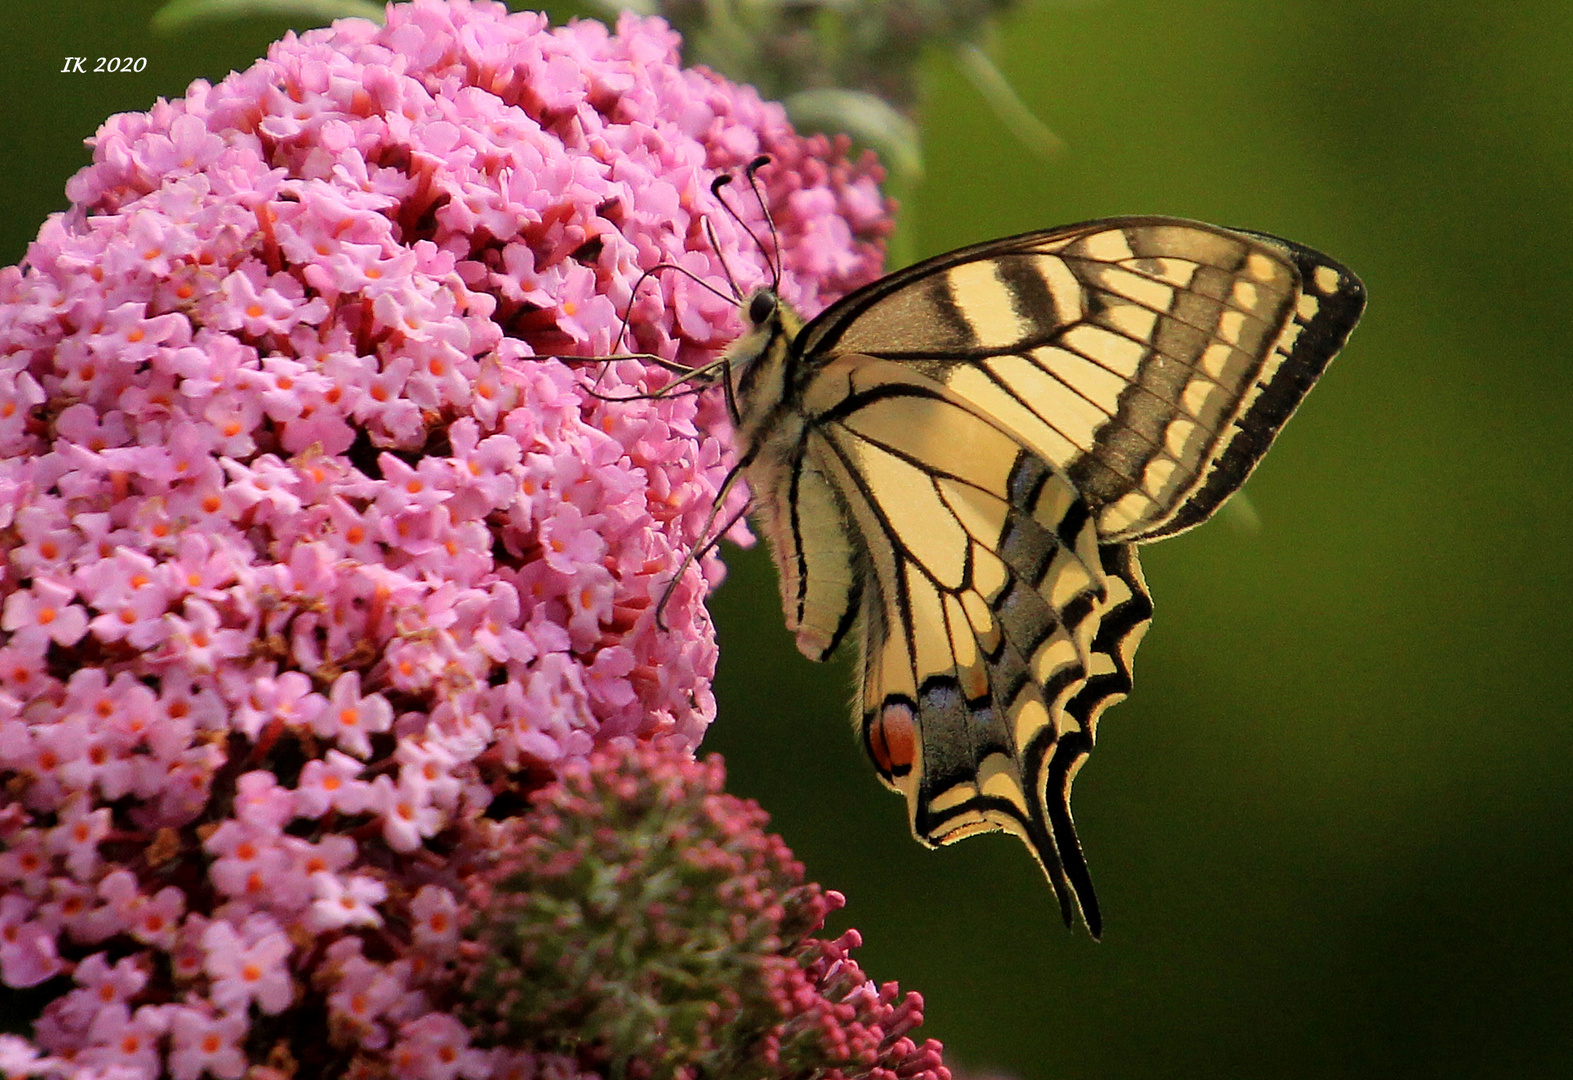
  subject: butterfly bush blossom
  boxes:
[0,0,945,1076]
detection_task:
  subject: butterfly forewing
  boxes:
[726,214,1362,934]
[792,217,1366,543]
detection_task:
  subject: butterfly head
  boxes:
[747,288,779,328]
[722,285,803,439]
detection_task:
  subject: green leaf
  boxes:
[152,0,386,33]
[785,87,924,184]
[955,42,1064,158]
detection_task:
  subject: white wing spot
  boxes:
[1247,252,1279,281]
[979,757,1029,813]
[1012,697,1051,756]
[1031,635,1082,686]
[928,783,982,815]
[1183,378,1220,422]
[1199,341,1238,381]
[1218,310,1247,346]
[1143,456,1178,497]
[1098,490,1154,539]
[1165,417,1199,459]
[1045,549,1096,610]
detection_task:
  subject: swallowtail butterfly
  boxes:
[711,212,1363,936]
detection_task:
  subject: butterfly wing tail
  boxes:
[1034,543,1153,938]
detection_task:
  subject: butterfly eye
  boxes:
[747,290,778,327]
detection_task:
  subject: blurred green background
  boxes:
[4,1,1572,1077]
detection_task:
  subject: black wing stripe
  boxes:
[784,446,865,662]
[928,272,978,347]
[997,252,1064,331]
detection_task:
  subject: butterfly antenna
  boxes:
[608,261,736,356]
[610,265,661,358]
[711,166,779,291]
[577,263,657,396]
[699,206,754,425]
[702,214,744,301]
[742,154,782,289]
[578,354,731,404]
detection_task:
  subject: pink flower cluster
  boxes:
[457,744,951,1080]
[0,0,889,1075]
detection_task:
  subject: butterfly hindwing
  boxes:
[784,356,1128,930]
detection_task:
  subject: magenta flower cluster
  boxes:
[458,745,950,1080]
[0,0,892,1075]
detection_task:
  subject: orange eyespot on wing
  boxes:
[868,699,917,777]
